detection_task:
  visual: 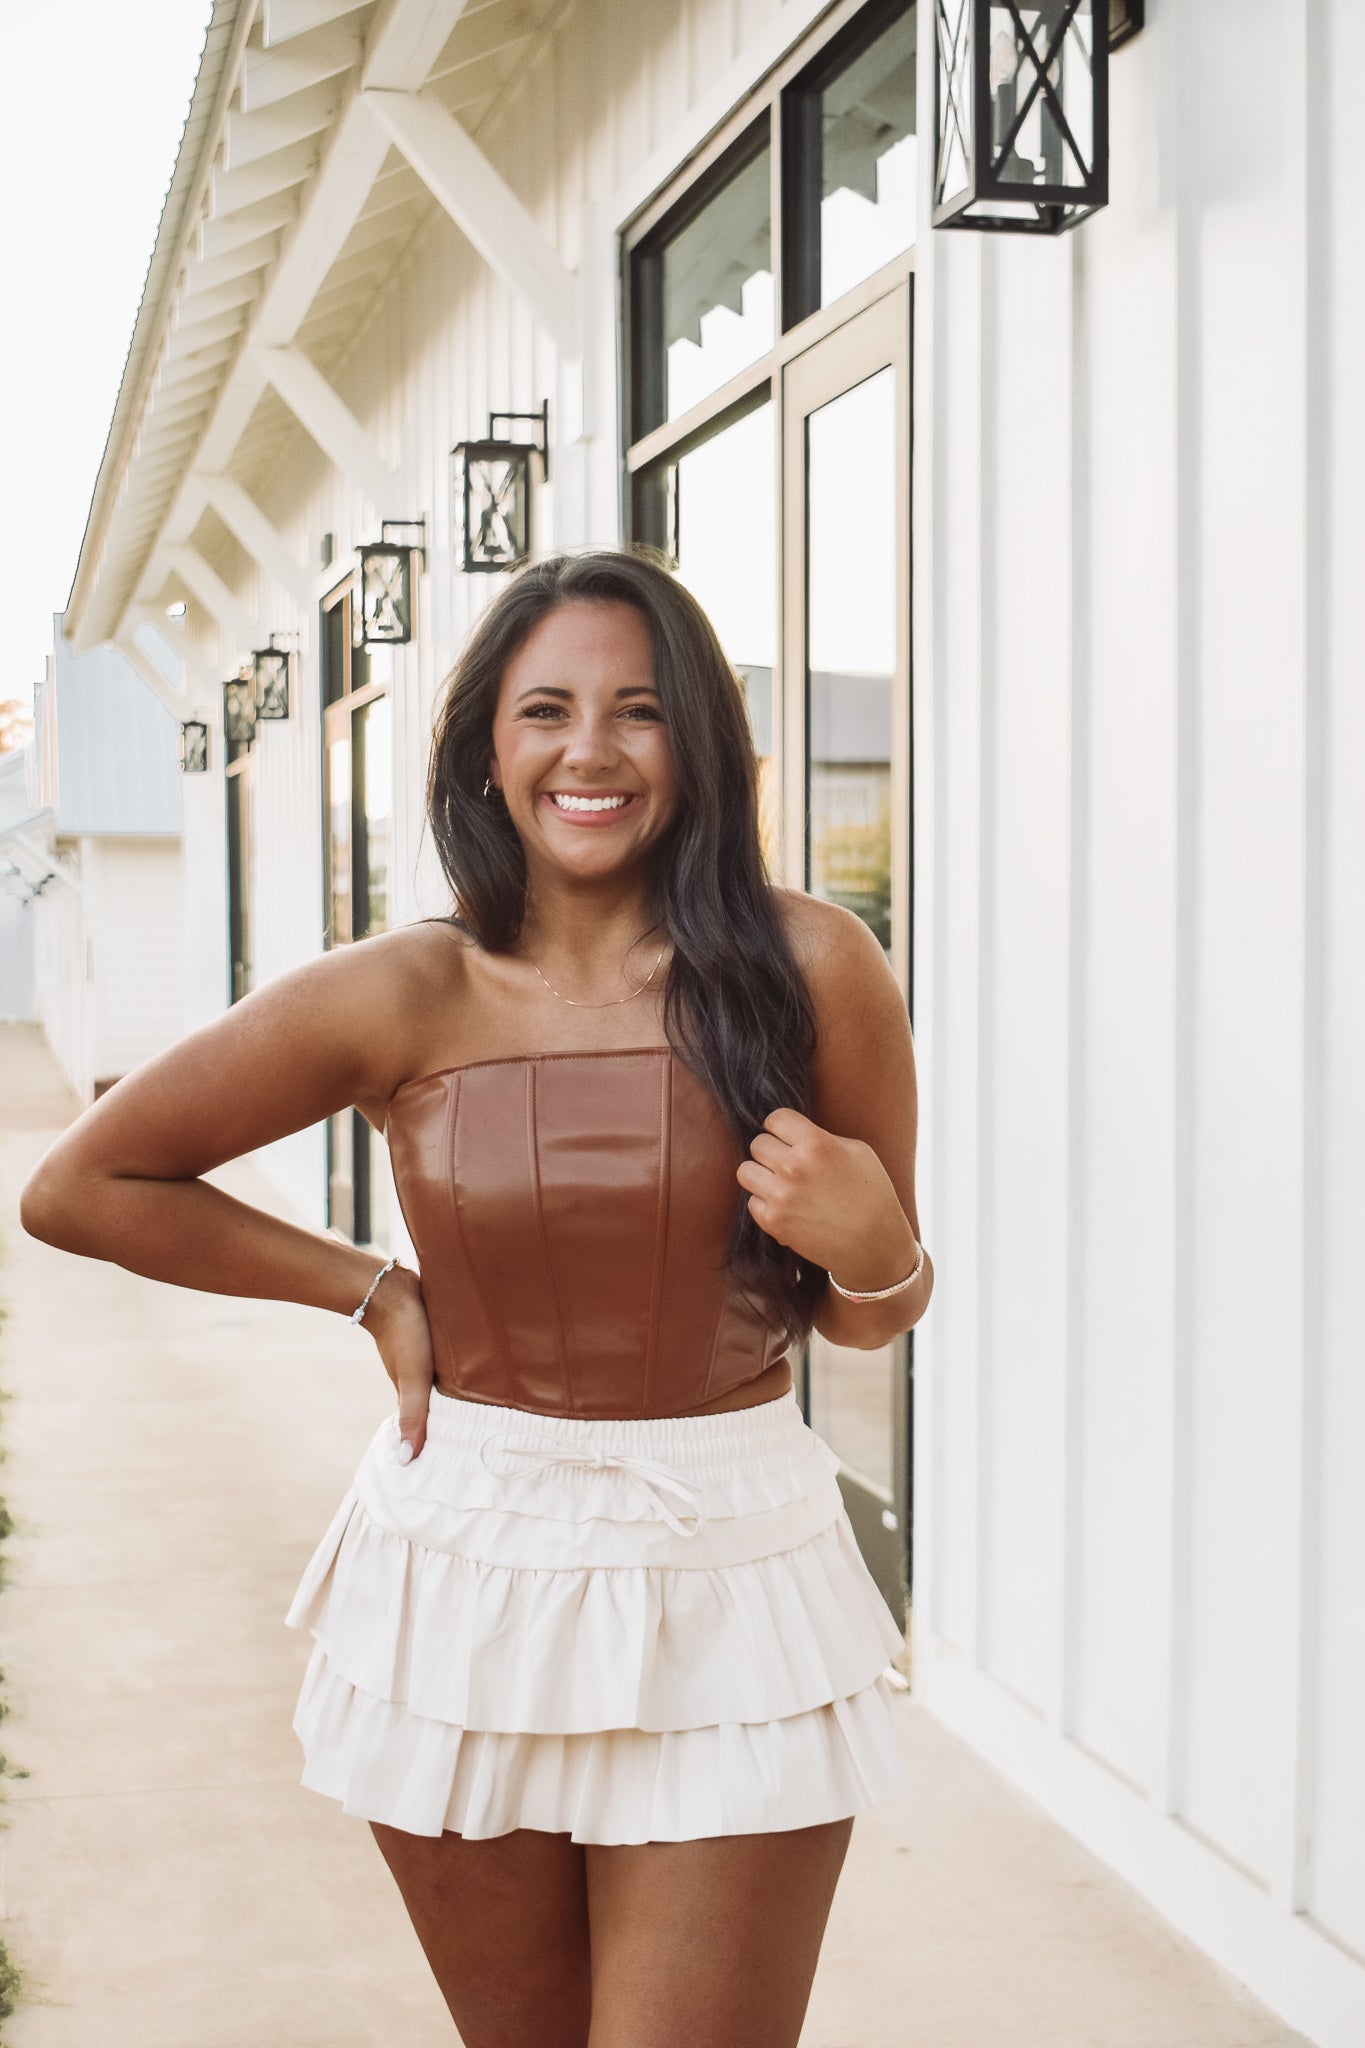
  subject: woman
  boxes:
[21,546,932,2048]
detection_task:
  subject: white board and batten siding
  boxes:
[169,1,1362,2039]
[911,6,1365,2044]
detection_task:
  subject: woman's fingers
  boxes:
[395,1369,432,1462]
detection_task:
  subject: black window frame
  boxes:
[620,0,920,543]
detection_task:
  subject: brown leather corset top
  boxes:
[384,1046,792,1419]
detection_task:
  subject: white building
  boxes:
[14,627,184,1102]
[56,3,1365,2041]
[0,749,41,1022]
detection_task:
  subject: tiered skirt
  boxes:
[285,1383,909,1844]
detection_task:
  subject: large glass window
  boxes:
[804,367,896,952]
[784,2,918,320]
[639,398,779,873]
[631,122,773,437]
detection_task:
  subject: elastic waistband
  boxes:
[422,1384,806,1470]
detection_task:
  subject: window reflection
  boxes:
[634,126,773,435]
[327,731,351,946]
[786,3,918,321]
[356,694,392,938]
[805,368,895,952]
[660,400,780,875]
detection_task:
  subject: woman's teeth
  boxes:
[550,794,630,811]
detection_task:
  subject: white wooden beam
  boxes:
[209,136,321,217]
[253,345,395,505]
[363,88,579,355]
[164,546,255,659]
[226,78,345,172]
[263,0,363,46]
[187,231,286,296]
[427,4,532,79]
[113,636,191,721]
[241,21,364,110]
[201,476,314,612]
[200,189,299,261]
[252,95,394,344]
[0,830,81,898]
[362,0,471,91]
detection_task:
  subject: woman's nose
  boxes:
[559,716,619,763]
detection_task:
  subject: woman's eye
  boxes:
[520,703,663,721]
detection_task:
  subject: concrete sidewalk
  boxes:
[0,1023,1308,2047]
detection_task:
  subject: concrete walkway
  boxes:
[0,1022,1309,2048]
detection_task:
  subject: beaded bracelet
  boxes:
[827,1237,925,1302]
[350,1254,402,1326]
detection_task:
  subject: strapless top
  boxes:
[384,1046,792,1419]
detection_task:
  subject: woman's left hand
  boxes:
[736,1107,916,1279]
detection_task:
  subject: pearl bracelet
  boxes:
[350,1254,402,1325]
[827,1237,925,1302]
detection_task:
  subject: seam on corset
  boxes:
[528,1059,577,1416]
[640,1048,672,1417]
[389,1046,674,1100]
[445,1072,518,1408]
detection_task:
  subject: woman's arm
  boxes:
[741,894,933,1352]
[19,926,448,1454]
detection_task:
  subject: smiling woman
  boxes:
[21,543,929,2048]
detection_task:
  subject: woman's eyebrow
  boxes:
[514,683,660,701]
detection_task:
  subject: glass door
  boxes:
[321,580,394,1247]
[781,280,913,1618]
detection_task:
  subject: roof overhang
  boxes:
[64,0,571,660]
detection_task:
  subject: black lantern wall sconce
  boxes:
[178,719,209,774]
[934,0,1139,235]
[252,633,294,720]
[450,401,550,573]
[355,518,428,647]
[222,673,258,752]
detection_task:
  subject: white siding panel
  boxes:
[1070,24,1178,1796]
[90,839,186,1079]
[930,231,985,1657]
[1307,0,1365,1962]
[1179,0,1308,1888]
[0,895,35,1021]
[979,235,1073,1713]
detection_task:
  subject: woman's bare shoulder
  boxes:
[768,885,858,978]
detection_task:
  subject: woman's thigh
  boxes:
[583,1817,856,2048]
[370,1820,593,2048]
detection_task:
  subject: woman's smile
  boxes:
[540,789,645,826]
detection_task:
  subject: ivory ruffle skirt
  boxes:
[284,1383,909,1843]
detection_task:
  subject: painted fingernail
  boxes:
[397,1440,414,1466]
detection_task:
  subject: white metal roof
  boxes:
[65,0,562,658]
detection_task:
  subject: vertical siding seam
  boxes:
[527,1060,577,1415]
[640,1049,673,1416]
[1163,0,1200,1822]
[1285,0,1326,1918]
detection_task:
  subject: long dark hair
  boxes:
[425,545,827,1349]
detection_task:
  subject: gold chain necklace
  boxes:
[529,932,667,1009]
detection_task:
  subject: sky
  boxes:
[3,0,215,705]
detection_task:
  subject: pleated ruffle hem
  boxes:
[284,1384,909,1844]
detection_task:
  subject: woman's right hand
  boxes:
[360,1263,436,1461]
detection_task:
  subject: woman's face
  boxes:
[488,599,681,883]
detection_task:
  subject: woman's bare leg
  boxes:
[370,1821,593,2048]
[583,1817,855,2048]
